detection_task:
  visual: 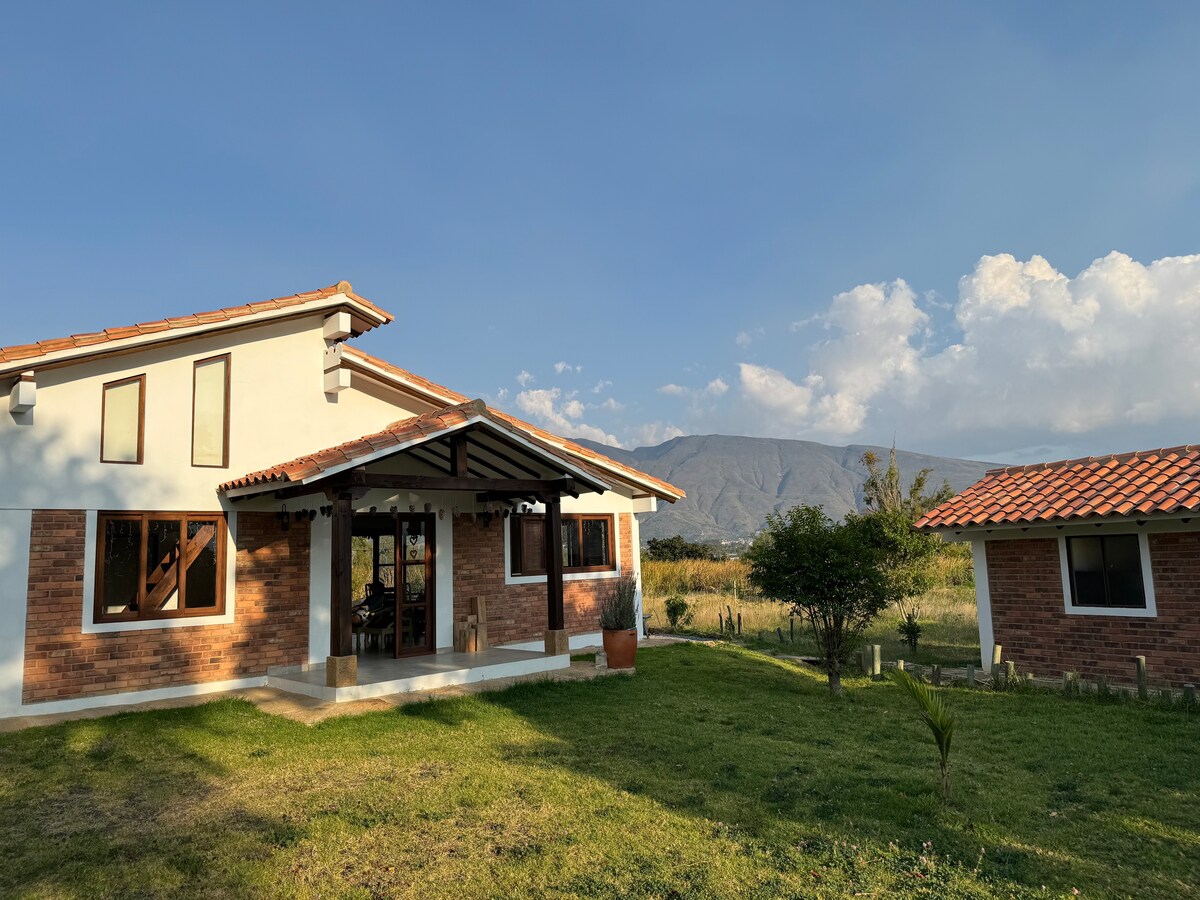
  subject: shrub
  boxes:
[663,596,693,630]
[897,602,922,652]
[599,572,638,630]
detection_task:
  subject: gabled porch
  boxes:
[221,399,615,698]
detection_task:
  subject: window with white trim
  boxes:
[510,514,615,575]
[1065,534,1146,610]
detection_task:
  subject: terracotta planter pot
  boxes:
[602,628,638,669]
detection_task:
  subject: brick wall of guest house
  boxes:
[22,511,309,705]
[986,533,1200,688]
[453,512,635,645]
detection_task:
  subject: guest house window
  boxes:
[95,512,226,622]
[101,375,145,464]
[192,354,230,467]
[510,514,614,576]
[1065,534,1146,609]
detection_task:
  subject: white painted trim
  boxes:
[934,514,1200,542]
[502,511,625,586]
[0,293,386,381]
[6,675,267,720]
[1056,533,1158,618]
[340,346,682,501]
[971,540,994,670]
[501,631,604,652]
[222,414,610,499]
[0,510,33,718]
[81,509,238,633]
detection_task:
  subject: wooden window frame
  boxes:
[1064,533,1147,610]
[100,374,146,465]
[510,513,616,576]
[191,353,231,469]
[94,511,227,623]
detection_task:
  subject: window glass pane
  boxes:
[102,518,141,614]
[184,519,220,609]
[403,562,426,604]
[377,533,395,565]
[402,521,425,564]
[1103,535,1145,608]
[144,519,182,612]
[1068,536,1107,607]
[582,518,610,567]
[192,357,228,466]
[102,379,142,463]
[562,520,582,568]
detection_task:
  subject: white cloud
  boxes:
[515,388,621,446]
[554,361,583,375]
[591,379,612,394]
[736,331,752,348]
[600,397,624,412]
[658,383,688,396]
[516,370,534,387]
[737,251,1200,454]
[704,377,729,397]
[494,387,509,401]
[628,422,686,447]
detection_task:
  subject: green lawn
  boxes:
[2,644,1197,898]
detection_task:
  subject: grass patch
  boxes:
[2,644,1197,897]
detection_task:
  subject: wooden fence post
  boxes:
[1005,660,1017,683]
[860,646,872,676]
[737,612,742,635]
[871,645,882,680]
[1134,655,1148,701]
[1096,673,1109,698]
[789,617,794,643]
[896,659,905,672]
[932,664,942,686]
[776,627,785,644]
[1183,684,1196,711]
[965,665,975,688]
[991,643,1003,681]
[718,612,723,633]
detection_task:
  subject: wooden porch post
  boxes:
[543,493,568,654]
[327,490,357,687]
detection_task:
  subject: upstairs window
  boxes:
[95,512,226,622]
[192,354,230,467]
[510,514,614,576]
[101,375,145,464]
[1065,534,1146,609]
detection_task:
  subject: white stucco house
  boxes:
[0,281,683,719]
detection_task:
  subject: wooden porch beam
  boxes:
[450,434,469,478]
[544,494,565,631]
[330,491,354,658]
[338,473,581,494]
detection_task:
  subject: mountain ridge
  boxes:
[577,433,1001,544]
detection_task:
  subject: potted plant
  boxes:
[599,571,639,669]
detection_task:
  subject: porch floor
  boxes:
[266,647,570,703]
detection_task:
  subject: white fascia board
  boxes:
[935,513,1200,542]
[0,293,381,380]
[339,348,676,500]
[223,416,611,499]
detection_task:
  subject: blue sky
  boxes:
[4,3,1200,463]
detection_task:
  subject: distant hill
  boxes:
[576,434,1001,545]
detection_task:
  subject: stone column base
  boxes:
[326,654,358,688]
[544,629,569,656]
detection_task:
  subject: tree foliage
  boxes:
[860,447,955,519]
[745,505,924,695]
[644,534,719,562]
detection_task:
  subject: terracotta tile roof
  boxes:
[219,399,610,493]
[914,445,1200,531]
[340,346,686,501]
[0,281,391,369]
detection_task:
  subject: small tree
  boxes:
[645,535,719,561]
[860,447,954,519]
[745,505,915,695]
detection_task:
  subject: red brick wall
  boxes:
[22,510,309,705]
[986,533,1200,687]
[452,512,635,645]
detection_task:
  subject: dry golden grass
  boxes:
[642,556,981,665]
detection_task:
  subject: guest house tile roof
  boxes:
[0,281,390,371]
[218,399,610,494]
[914,445,1200,531]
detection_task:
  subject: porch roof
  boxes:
[219,399,613,499]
